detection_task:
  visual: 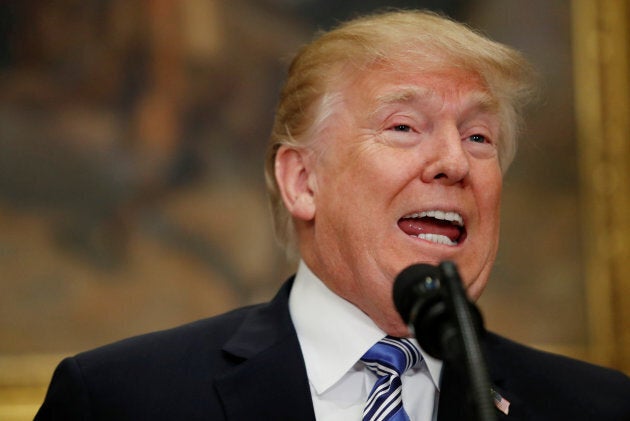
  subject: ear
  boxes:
[274,145,316,222]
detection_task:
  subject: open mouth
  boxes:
[398,210,465,246]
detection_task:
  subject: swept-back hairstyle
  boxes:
[265,10,537,255]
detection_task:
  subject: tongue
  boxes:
[398,217,461,242]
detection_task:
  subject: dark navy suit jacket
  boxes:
[35,279,630,420]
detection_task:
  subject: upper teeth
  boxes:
[404,210,464,226]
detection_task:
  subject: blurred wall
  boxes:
[0,1,627,419]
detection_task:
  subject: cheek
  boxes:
[358,147,419,190]
[477,167,503,214]
[476,171,502,257]
[328,146,408,199]
[471,166,502,259]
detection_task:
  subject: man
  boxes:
[36,10,630,421]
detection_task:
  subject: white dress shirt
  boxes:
[289,260,442,421]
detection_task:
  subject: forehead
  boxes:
[343,64,499,115]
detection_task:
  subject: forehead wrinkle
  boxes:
[368,86,434,120]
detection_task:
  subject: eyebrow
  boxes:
[463,90,500,113]
[370,86,433,116]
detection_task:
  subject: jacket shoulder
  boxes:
[486,332,630,420]
[78,303,260,364]
[36,303,265,420]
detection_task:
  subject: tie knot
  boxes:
[361,336,421,377]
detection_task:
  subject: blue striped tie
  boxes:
[361,336,421,421]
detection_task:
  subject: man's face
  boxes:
[300,64,503,336]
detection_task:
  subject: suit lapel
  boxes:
[213,281,532,420]
[214,280,316,421]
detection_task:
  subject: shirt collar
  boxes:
[289,260,442,394]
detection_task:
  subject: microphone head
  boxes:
[393,263,442,324]
[394,262,486,360]
[393,263,451,358]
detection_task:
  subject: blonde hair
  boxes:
[265,9,537,255]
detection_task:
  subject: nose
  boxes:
[420,125,470,184]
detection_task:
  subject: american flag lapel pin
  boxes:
[491,387,510,415]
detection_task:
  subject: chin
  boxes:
[465,281,487,301]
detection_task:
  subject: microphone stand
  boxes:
[438,261,495,421]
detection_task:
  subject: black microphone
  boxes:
[393,262,484,361]
[393,261,496,421]
[393,263,458,360]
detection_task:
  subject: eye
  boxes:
[391,124,412,132]
[468,134,487,143]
